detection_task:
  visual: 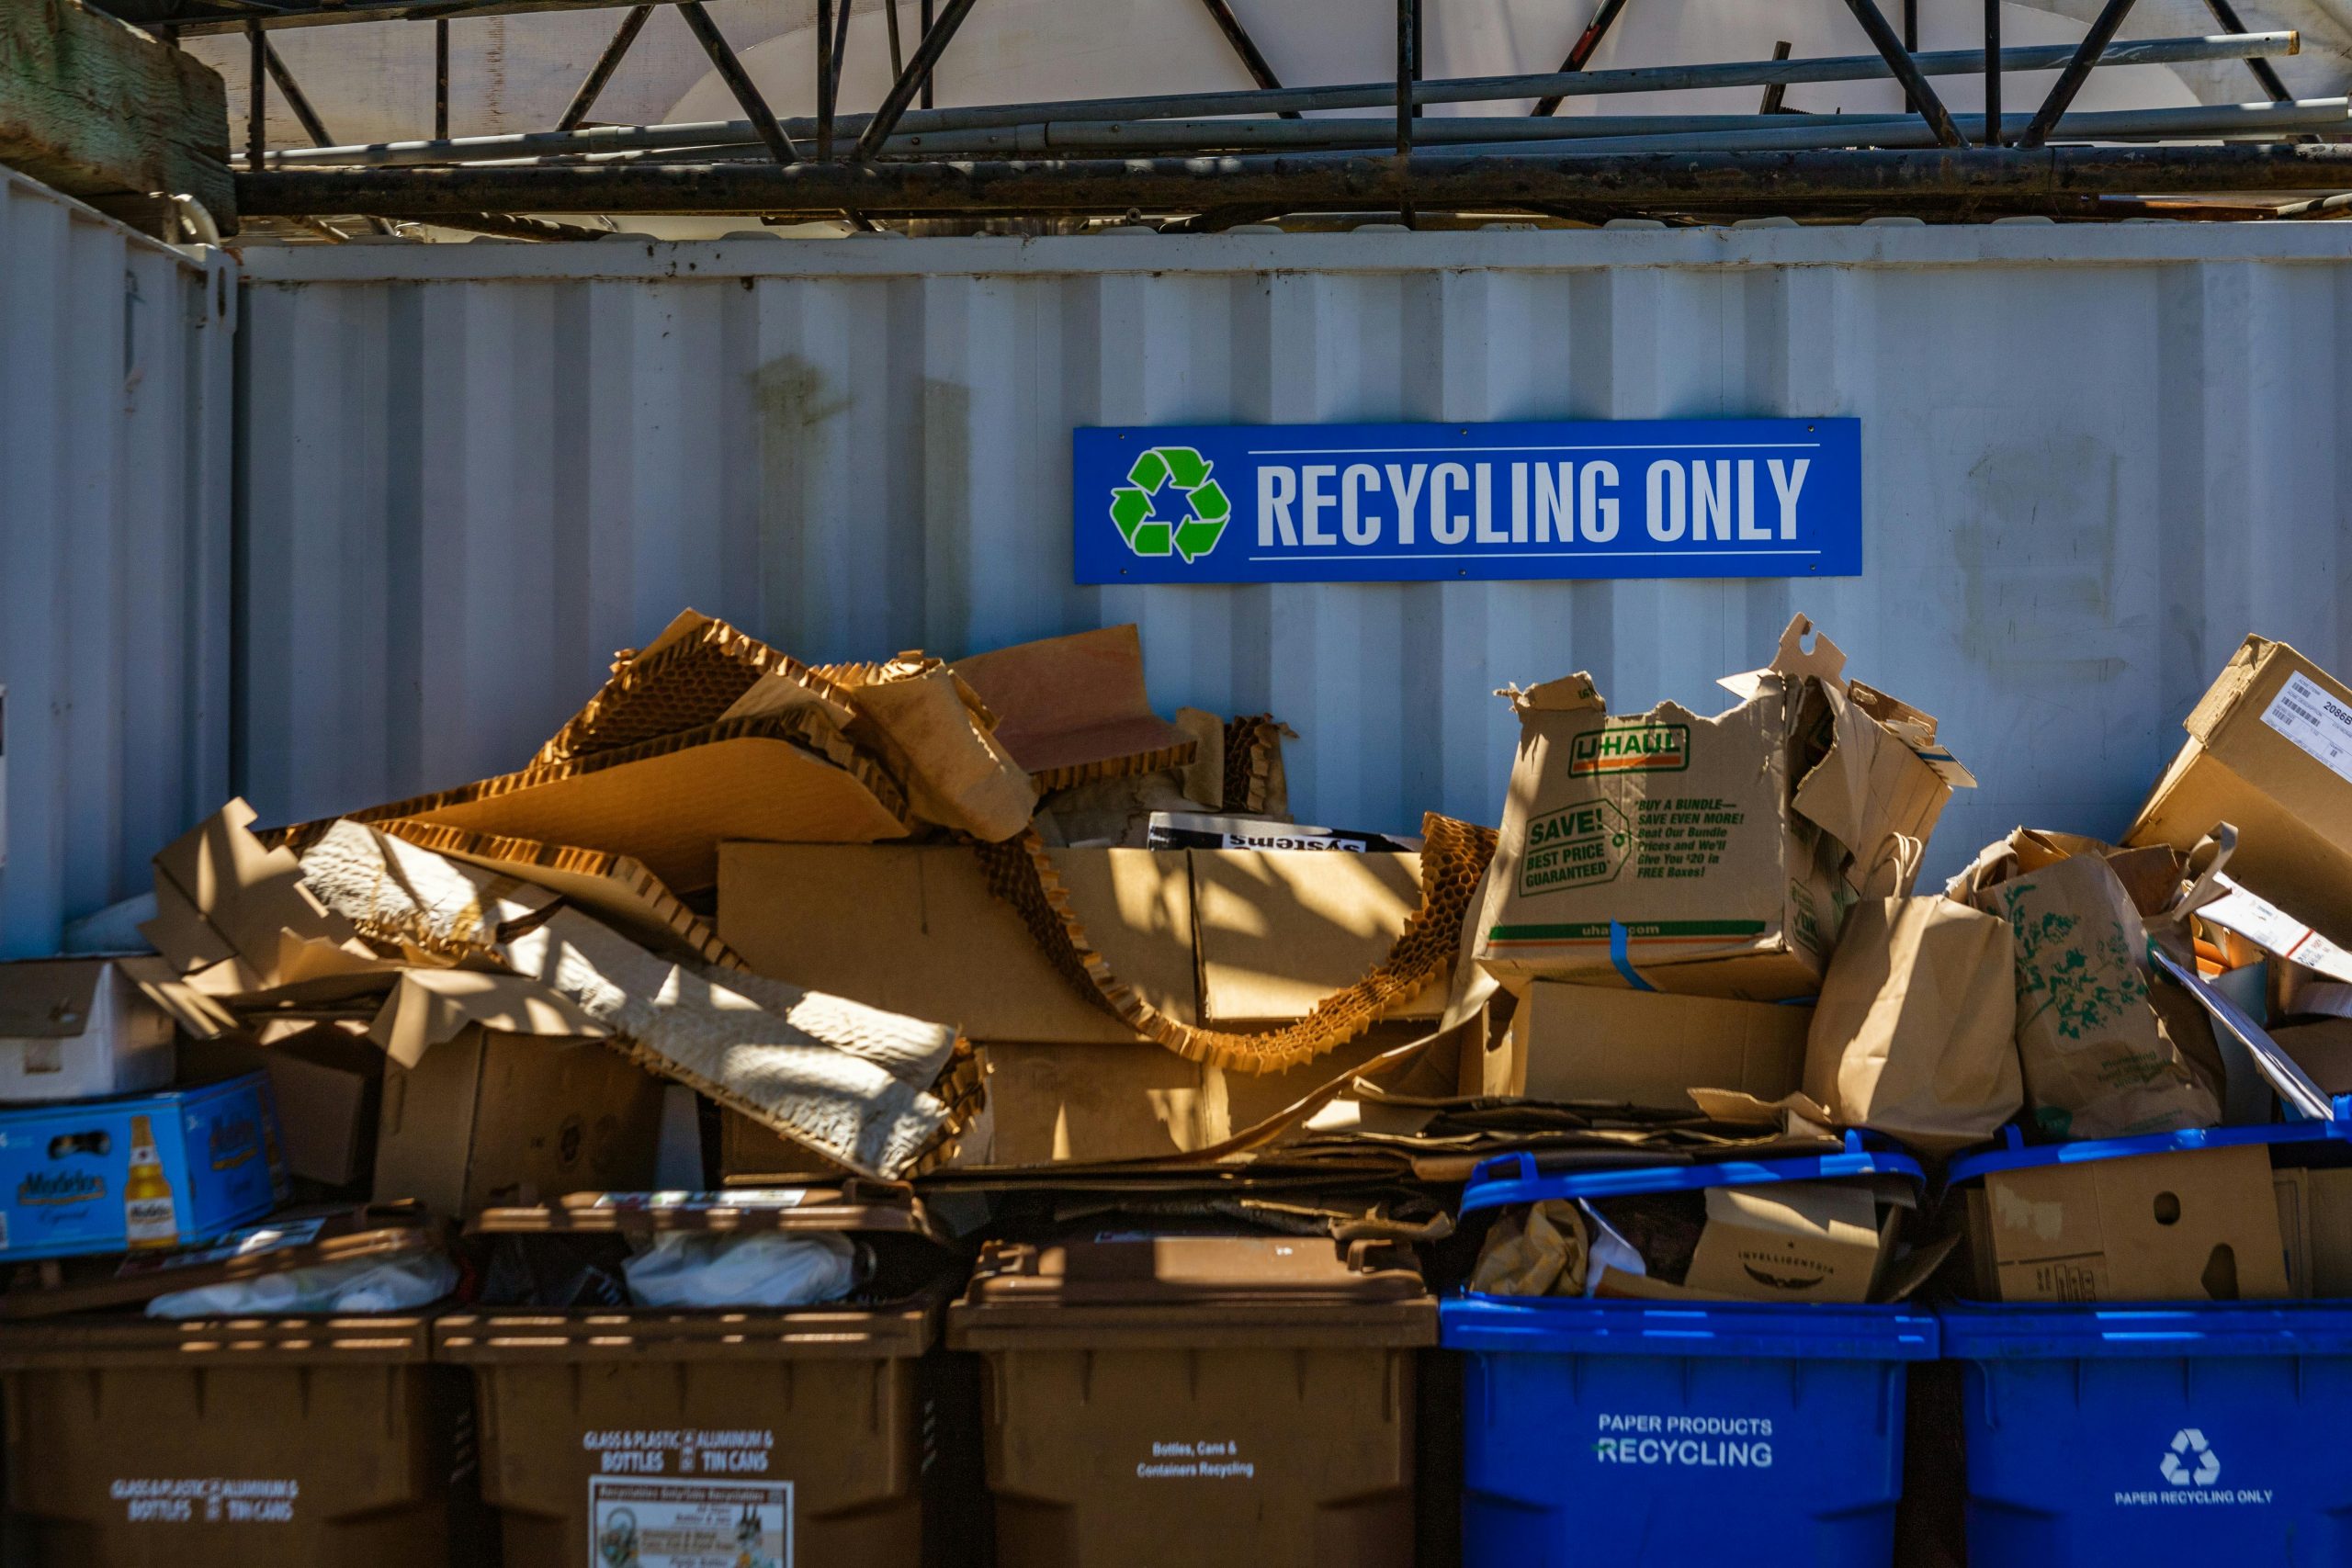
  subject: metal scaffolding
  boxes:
[149,0,2348,231]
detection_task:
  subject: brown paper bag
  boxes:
[1468,1201,1590,1296]
[1962,842,2220,1140]
[1804,897,2021,1154]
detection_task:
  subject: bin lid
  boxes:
[1939,1300,2352,1360]
[1946,1117,2352,1186]
[0,1313,435,1369]
[435,1279,948,1364]
[469,1187,944,1242]
[1457,1134,1926,1217]
[947,1232,1436,1350]
[1,1205,437,1320]
[1441,1295,1939,1361]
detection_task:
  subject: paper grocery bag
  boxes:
[1804,898,2021,1154]
[1964,848,2220,1140]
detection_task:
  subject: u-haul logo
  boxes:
[1569,723,1690,775]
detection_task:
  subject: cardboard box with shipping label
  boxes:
[1510,981,1807,1111]
[1974,1145,2288,1303]
[2129,636,2352,936]
[1476,617,1967,1001]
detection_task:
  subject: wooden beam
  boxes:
[0,0,234,231]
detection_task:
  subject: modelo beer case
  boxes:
[0,1074,286,1260]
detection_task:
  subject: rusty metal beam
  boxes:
[856,0,979,160]
[2018,0,2139,148]
[1840,0,1964,147]
[238,143,2352,220]
[676,1,799,164]
[1532,0,1629,116]
[559,4,653,130]
[1192,0,1299,118]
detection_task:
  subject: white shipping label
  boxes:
[2198,875,2352,986]
[2261,672,2352,788]
[589,1477,790,1568]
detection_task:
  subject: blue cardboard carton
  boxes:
[0,1073,287,1259]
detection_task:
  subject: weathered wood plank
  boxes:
[0,0,233,229]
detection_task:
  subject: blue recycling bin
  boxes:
[1941,1119,2352,1566]
[1443,1143,1939,1568]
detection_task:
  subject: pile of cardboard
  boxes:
[1464,620,2352,1307]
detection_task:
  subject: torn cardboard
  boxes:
[952,625,1197,789]
[536,609,854,765]
[1973,1145,2287,1303]
[973,814,1497,1075]
[2129,636,2352,935]
[296,821,967,1181]
[717,842,1196,1044]
[272,714,911,897]
[1476,616,1967,1002]
[1193,851,1442,1025]
[1510,981,1807,1111]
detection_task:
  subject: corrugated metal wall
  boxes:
[236,224,2352,880]
[0,170,235,959]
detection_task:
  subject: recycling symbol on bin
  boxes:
[1109,446,1230,564]
[2160,1428,2221,1487]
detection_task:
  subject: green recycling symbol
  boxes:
[1109,446,1230,564]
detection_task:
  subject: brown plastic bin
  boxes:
[0,1313,468,1568]
[439,1190,959,1568]
[946,1231,1437,1568]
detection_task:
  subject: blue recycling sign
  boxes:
[1072,417,1860,584]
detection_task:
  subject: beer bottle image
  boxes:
[122,1115,179,1250]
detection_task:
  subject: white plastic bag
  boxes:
[622,1231,861,1309]
[146,1251,459,1318]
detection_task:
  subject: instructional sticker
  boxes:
[589,1477,791,1568]
[110,1477,299,1524]
[2261,672,2352,787]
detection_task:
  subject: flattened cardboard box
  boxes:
[2129,636,2352,936]
[1976,1145,2288,1303]
[1510,980,1807,1111]
[718,843,1194,1044]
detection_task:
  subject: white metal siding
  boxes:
[236,226,2352,880]
[0,170,235,958]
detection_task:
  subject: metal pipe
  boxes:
[1396,0,1413,159]
[1901,0,1917,111]
[1984,0,2000,144]
[2018,0,2140,148]
[235,144,2352,220]
[920,0,934,107]
[1759,40,1792,115]
[1460,96,2348,157]
[1533,0,1632,116]
[1193,0,1299,117]
[247,30,2299,168]
[818,0,836,159]
[677,1,800,164]
[2278,189,2352,216]
[830,0,853,89]
[246,21,266,165]
[2203,0,2291,103]
[435,17,449,139]
[858,0,979,159]
[262,41,333,147]
[1841,0,1965,147]
[559,4,652,131]
[886,0,902,79]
